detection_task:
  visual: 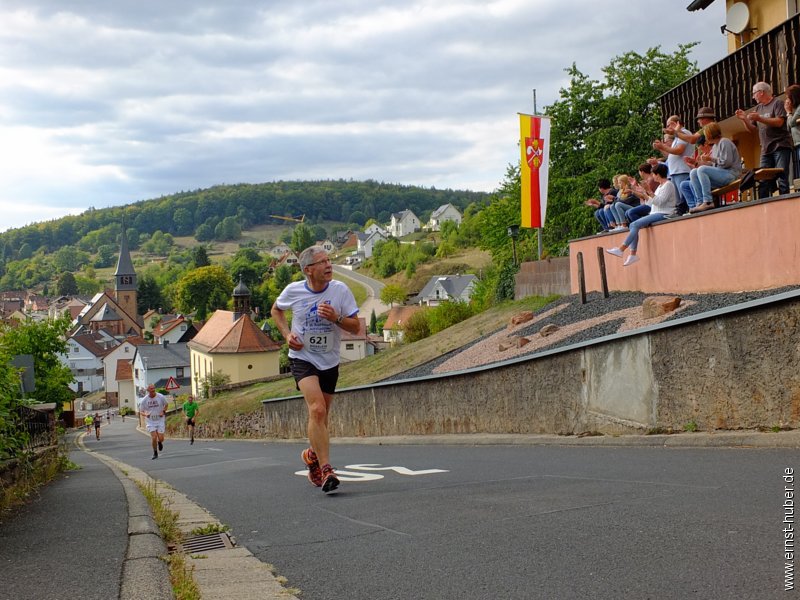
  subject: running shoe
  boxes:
[302,448,323,487]
[152,451,158,460]
[158,440,163,452]
[321,464,340,493]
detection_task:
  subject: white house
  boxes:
[103,337,146,405]
[268,243,292,258]
[357,229,388,259]
[62,332,118,394]
[317,239,336,253]
[382,306,423,344]
[388,210,420,238]
[364,223,388,237]
[427,203,462,231]
[414,274,478,306]
[152,314,197,345]
[339,318,374,362]
[131,342,191,405]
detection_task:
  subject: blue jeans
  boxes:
[625,204,651,224]
[611,202,636,225]
[758,147,792,198]
[623,212,668,252]
[690,166,737,204]
[680,179,699,209]
[670,173,690,213]
[594,208,611,231]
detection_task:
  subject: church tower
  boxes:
[114,226,138,318]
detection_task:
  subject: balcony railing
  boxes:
[660,12,800,120]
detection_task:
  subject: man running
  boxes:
[271,245,359,494]
[84,413,93,433]
[138,384,169,459]
[183,395,199,445]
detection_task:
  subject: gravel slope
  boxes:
[383,285,800,382]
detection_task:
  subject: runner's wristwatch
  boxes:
[336,314,344,324]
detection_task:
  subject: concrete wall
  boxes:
[514,257,571,298]
[262,292,800,437]
[570,194,800,294]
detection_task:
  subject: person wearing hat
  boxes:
[665,107,718,209]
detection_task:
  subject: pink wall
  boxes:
[570,195,800,294]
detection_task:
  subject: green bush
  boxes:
[403,310,431,343]
[427,301,475,335]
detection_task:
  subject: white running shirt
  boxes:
[275,280,358,370]
[138,392,169,424]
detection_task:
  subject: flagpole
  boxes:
[533,89,542,261]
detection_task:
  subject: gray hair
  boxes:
[298,245,328,269]
[754,81,772,95]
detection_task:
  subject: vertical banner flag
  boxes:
[519,113,550,229]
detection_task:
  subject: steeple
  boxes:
[114,224,138,317]
[232,275,251,320]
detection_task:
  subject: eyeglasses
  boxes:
[305,258,331,268]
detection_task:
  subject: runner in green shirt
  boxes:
[183,396,199,445]
[84,413,93,433]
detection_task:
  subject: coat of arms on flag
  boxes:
[519,113,551,229]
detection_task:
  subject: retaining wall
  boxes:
[514,257,571,298]
[262,291,800,437]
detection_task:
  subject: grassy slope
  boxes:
[194,293,558,425]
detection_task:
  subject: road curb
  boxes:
[76,434,173,600]
[85,443,300,600]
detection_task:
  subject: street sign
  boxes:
[165,376,180,391]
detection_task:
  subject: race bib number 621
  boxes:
[305,332,333,353]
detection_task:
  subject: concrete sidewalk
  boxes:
[0,433,171,600]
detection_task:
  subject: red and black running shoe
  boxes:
[321,464,340,494]
[301,447,323,487]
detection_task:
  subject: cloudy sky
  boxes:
[0,0,727,232]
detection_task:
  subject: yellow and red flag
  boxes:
[519,113,550,229]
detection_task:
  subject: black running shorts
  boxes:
[289,358,339,395]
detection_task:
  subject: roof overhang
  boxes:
[686,0,715,11]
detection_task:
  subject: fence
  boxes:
[18,405,57,451]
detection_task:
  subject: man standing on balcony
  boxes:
[736,82,793,198]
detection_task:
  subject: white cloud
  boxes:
[0,0,729,232]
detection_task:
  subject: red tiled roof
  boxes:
[115,359,132,381]
[340,317,368,341]
[383,306,423,330]
[188,310,281,354]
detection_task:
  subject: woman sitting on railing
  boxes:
[685,122,742,214]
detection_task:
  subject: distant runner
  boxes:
[138,385,169,459]
[84,413,93,434]
[92,412,102,440]
[183,395,199,445]
[272,245,359,494]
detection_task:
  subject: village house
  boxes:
[187,279,281,398]
[103,336,147,405]
[356,229,388,259]
[426,203,462,231]
[413,274,478,306]
[152,314,198,345]
[381,305,423,344]
[339,317,375,362]
[388,210,420,238]
[62,331,118,394]
[131,341,191,403]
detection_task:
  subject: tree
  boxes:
[173,207,194,236]
[57,272,78,296]
[190,246,210,268]
[290,223,315,253]
[195,223,214,242]
[380,284,407,307]
[94,244,116,268]
[174,265,234,321]
[137,275,165,314]
[214,216,241,241]
[0,316,74,407]
[369,309,377,334]
[542,44,700,255]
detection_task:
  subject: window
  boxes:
[124,346,129,353]
[346,343,354,350]
[134,368,139,378]
[73,346,80,353]
[177,367,184,378]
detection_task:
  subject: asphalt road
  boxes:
[95,419,795,599]
[334,264,390,317]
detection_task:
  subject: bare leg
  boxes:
[298,377,335,467]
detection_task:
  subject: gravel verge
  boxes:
[383,285,800,382]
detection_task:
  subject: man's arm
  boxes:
[335,313,361,335]
[271,303,303,350]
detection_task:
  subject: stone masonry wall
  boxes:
[262,296,800,437]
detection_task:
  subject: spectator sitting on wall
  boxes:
[685,122,742,214]
[652,115,694,215]
[608,174,640,231]
[605,162,677,266]
[584,178,618,232]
